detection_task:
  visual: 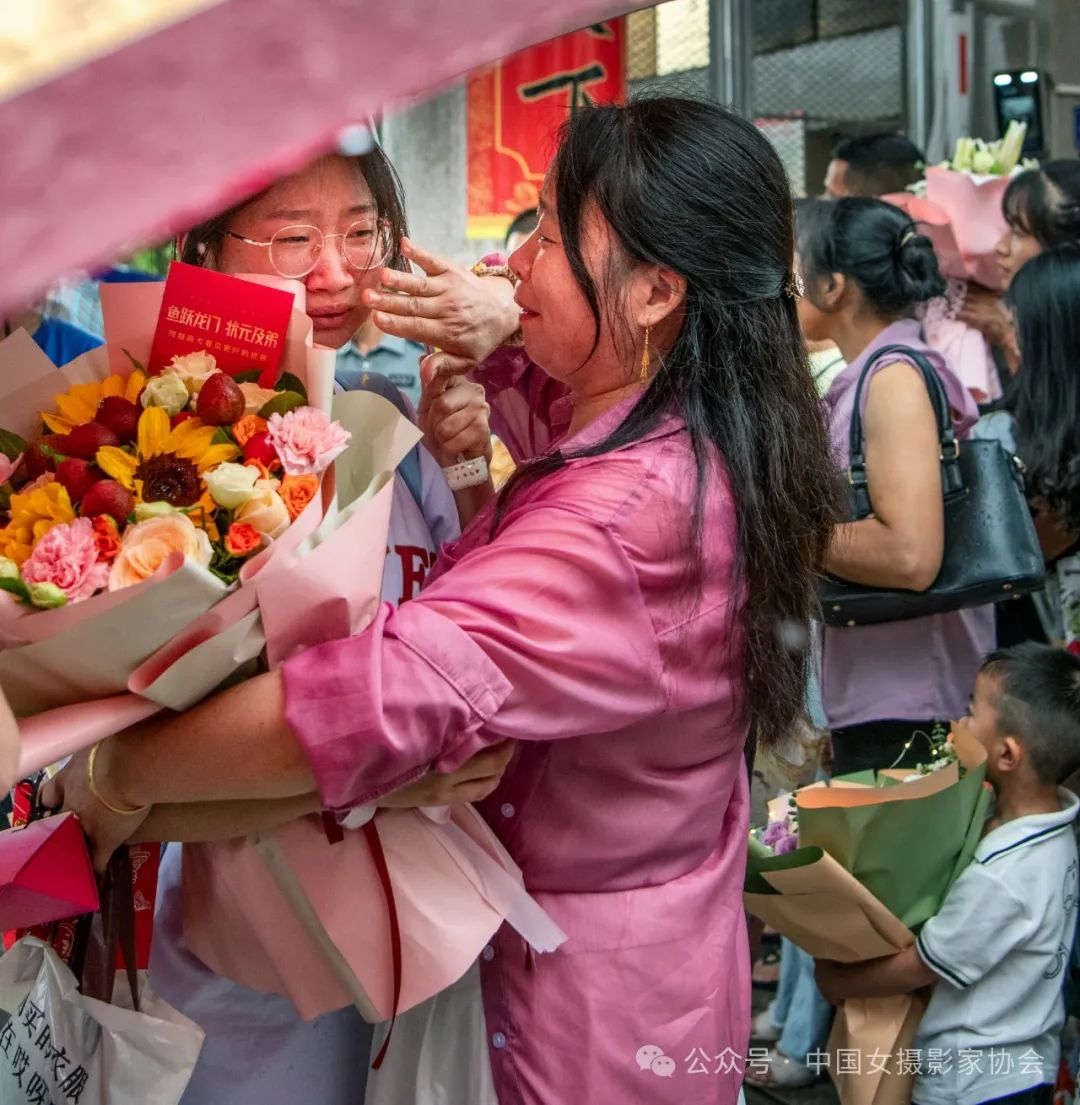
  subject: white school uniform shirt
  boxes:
[149,460,460,1105]
[912,788,1080,1105]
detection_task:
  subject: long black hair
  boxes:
[1003,160,1080,249]
[497,97,839,749]
[797,196,945,318]
[179,147,409,271]
[1008,244,1080,532]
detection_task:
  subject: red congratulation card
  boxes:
[149,261,294,386]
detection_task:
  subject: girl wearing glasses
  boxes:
[136,147,512,1105]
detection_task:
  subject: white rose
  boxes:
[140,373,190,416]
[234,479,290,539]
[166,350,219,397]
[204,462,259,510]
[238,382,280,417]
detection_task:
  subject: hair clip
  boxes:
[784,271,805,299]
[899,230,917,248]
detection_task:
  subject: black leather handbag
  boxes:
[820,344,1045,628]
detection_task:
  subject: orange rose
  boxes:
[232,414,268,448]
[224,522,262,557]
[279,474,319,521]
[91,516,121,562]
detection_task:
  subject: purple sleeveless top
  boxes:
[819,319,996,729]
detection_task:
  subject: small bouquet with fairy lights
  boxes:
[746,728,991,1105]
[0,264,419,782]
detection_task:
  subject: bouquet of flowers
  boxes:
[745,730,991,1105]
[0,270,424,776]
[0,348,347,612]
[880,122,1034,402]
[885,121,1032,292]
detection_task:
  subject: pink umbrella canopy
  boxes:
[0,0,640,316]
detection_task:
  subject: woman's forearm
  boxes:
[100,669,316,809]
[453,479,497,529]
[133,793,321,843]
[827,516,942,591]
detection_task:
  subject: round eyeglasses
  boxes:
[226,218,393,279]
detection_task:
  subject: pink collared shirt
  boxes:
[283,355,751,1104]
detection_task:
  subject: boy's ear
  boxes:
[995,735,1025,775]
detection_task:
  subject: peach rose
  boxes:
[108,512,213,591]
[279,474,320,521]
[234,479,290,540]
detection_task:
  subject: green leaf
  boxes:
[0,577,30,603]
[257,391,306,419]
[277,373,308,403]
[232,369,262,384]
[122,349,147,375]
[0,429,27,460]
[211,427,237,447]
[38,442,68,463]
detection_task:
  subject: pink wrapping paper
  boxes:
[182,805,566,1021]
[922,167,1011,290]
[0,813,99,931]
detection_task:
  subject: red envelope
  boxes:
[0,813,99,931]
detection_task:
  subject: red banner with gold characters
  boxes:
[466,21,626,240]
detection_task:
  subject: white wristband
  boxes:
[443,455,490,491]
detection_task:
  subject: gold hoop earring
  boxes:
[640,326,652,384]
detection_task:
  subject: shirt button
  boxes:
[481,945,495,962]
[500,803,515,818]
[492,1032,507,1050]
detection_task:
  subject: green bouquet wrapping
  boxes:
[794,735,991,929]
[744,731,991,1105]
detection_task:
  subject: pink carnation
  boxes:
[265,407,350,476]
[0,453,21,485]
[22,517,109,603]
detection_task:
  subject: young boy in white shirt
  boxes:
[815,642,1080,1105]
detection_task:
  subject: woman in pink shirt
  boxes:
[48,97,836,1104]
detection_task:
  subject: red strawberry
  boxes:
[24,434,67,479]
[242,431,278,469]
[62,421,119,461]
[196,373,245,426]
[96,397,141,443]
[80,480,134,526]
[55,459,102,504]
[170,411,195,428]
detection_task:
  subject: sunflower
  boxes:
[41,371,148,435]
[96,408,239,525]
[0,482,76,565]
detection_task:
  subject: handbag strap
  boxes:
[78,848,141,1011]
[847,343,961,515]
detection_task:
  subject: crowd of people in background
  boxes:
[8,101,1080,1105]
[748,131,1080,1105]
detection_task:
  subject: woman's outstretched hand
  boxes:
[365,238,519,363]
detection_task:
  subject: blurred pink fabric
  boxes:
[283,356,752,1103]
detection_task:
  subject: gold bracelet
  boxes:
[470,260,519,286]
[87,743,149,816]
